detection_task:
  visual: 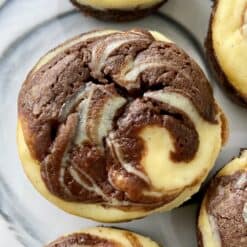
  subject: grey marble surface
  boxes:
[0,0,246,246]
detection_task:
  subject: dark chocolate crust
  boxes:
[70,0,167,22]
[18,29,219,209]
[205,0,247,107]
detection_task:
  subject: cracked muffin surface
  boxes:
[18,29,227,222]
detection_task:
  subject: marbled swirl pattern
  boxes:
[1,0,247,246]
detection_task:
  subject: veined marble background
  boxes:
[0,0,246,246]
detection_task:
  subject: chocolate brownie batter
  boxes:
[18,30,218,209]
[206,171,247,247]
[70,0,167,22]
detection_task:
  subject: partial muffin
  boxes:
[198,149,247,247]
[46,227,161,247]
[206,0,247,106]
[70,0,167,21]
[17,29,228,222]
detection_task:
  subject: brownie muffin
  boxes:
[198,149,247,247]
[206,0,247,106]
[45,227,161,247]
[70,0,167,21]
[17,29,228,222]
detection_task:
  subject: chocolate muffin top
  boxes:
[206,171,247,247]
[18,29,225,211]
[47,233,120,247]
[46,227,159,247]
[198,149,247,247]
[70,0,167,22]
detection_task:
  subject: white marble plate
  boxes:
[0,0,246,246]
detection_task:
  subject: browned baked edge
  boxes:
[196,180,206,247]
[70,0,167,22]
[196,227,204,247]
[205,0,247,107]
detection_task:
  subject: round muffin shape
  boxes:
[206,0,247,106]
[45,227,161,247]
[198,149,247,247]
[18,29,228,222]
[70,0,167,21]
